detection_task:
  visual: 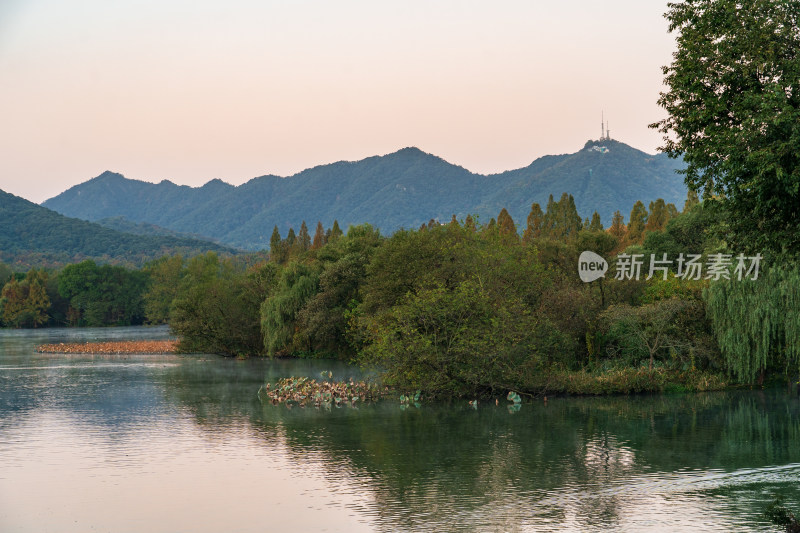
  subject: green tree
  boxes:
[627,201,648,244]
[645,198,669,233]
[171,253,277,356]
[588,211,603,232]
[25,269,50,327]
[652,0,800,256]
[261,262,319,356]
[270,226,285,263]
[142,255,184,324]
[330,220,344,241]
[705,265,800,383]
[542,193,583,241]
[683,190,700,213]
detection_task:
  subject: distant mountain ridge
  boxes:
[0,189,236,269]
[43,139,687,250]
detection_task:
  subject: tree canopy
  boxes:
[652,0,800,256]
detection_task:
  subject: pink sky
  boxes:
[0,0,676,204]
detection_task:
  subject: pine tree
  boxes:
[330,220,343,241]
[522,203,544,244]
[645,198,669,233]
[589,211,603,232]
[609,211,626,242]
[666,202,679,220]
[683,189,700,213]
[270,226,283,263]
[25,269,50,327]
[311,221,325,250]
[497,208,518,242]
[0,277,26,327]
[427,218,438,229]
[297,221,311,251]
[449,214,459,227]
[541,194,557,238]
[627,201,648,244]
[464,214,477,232]
[542,193,582,241]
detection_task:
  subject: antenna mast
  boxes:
[601,111,605,140]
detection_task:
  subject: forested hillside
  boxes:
[0,189,236,269]
[44,140,686,250]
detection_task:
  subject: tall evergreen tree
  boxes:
[627,201,648,244]
[25,269,50,328]
[589,211,603,232]
[645,198,669,233]
[330,220,343,241]
[542,193,582,240]
[497,208,518,242]
[311,221,325,250]
[270,226,283,262]
[683,189,700,213]
[449,214,459,227]
[522,203,544,244]
[298,221,311,251]
[609,210,626,242]
[1,277,26,327]
[464,214,477,232]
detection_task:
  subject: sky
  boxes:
[0,0,677,204]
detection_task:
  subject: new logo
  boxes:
[578,251,608,283]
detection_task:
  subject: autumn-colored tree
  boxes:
[0,270,50,328]
[627,201,648,244]
[311,221,325,250]
[497,208,518,242]
[522,203,544,244]
[1,277,26,327]
[464,214,477,232]
[609,210,626,242]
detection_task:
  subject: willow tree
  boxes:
[261,262,319,356]
[705,266,800,382]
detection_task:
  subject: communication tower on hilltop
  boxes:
[600,112,611,141]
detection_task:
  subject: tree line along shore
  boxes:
[4,192,799,398]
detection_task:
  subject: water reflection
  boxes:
[1,327,798,532]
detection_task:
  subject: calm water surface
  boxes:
[1,326,798,532]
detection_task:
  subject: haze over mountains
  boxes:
[43,139,687,250]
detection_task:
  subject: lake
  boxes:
[1,326,798,532]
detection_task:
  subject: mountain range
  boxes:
[43,139,687,250]
[0,189,235,269]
